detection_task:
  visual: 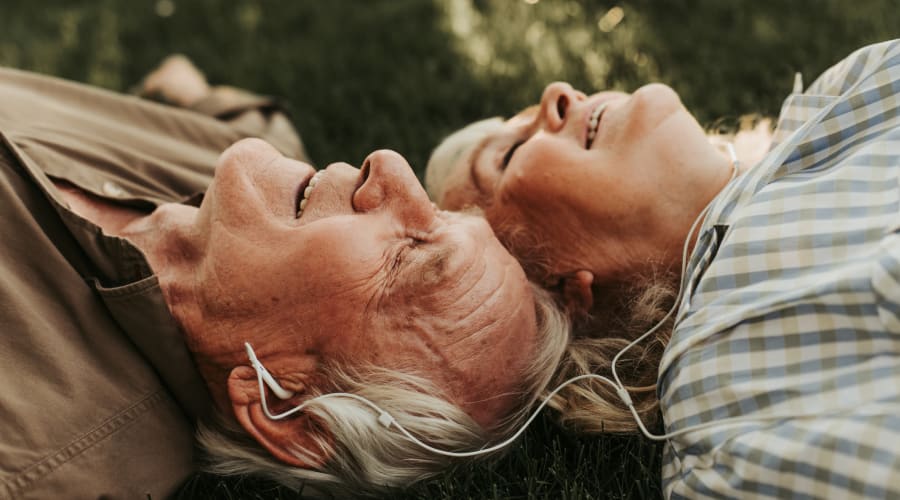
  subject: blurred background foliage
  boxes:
[2,0,898,175]
[2,1,897,498]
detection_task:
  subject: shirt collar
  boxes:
[92,275,215,421]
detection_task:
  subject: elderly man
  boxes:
[0,59,567,498]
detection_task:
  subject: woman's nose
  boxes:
[354,150,435,227]
[538,82,584,132]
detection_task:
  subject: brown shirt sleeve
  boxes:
[0,140,197,499]
[0,67,307,499]
[189,85,311,162]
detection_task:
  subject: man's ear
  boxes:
[227,366,331,468]
[560,270,595,320]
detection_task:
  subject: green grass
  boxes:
[5,0,897,173]
[3,1,897,498]
[177,417,663,499]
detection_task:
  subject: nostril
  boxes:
[357,159,372,191]
[352,157,379,212]
[557,94,569,120]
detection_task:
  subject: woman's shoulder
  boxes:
[804,39,899,97]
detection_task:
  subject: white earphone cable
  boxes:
[246,143,807,456]
[248,339,624,458]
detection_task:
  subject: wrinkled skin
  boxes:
[122,139,539,466]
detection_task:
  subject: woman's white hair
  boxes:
[424,117,503,206]
[197,284,569,497]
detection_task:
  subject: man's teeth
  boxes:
[297,171,323,218]
[586,102,608,148]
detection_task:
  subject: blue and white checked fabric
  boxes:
[659,40,900,499]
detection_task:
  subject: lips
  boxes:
[585,102,609,149]
[295,170,322,219]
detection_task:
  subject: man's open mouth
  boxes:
[295,170,323,219]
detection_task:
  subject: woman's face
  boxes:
[431,82,732,282]
[162,139,537,428]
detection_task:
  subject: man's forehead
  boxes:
[426,223,524,317]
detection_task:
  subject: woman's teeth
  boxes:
[586,102,608,148]
[297,171,323,218]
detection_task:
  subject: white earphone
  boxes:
[244,144,813,457]
[245,342,295,400]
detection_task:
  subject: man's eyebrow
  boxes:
[417,242,458,286]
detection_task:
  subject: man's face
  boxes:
[175,139,537,427]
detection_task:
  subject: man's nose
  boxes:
[538,82,584,132]
[354,150,435,227]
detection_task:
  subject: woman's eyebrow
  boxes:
[467,138,490,195]
[466,106,539,196]
[511,104,540,122]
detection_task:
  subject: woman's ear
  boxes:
[560,270,595,319]
[227,366,332,468]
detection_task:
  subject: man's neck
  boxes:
[53,180,149,237]
[54,180,235,412]
[55,177,202,323]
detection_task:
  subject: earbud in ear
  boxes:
[244,342,295,400]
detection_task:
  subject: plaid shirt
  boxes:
[659,40,900,499]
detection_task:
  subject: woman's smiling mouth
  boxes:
[586,102,608,149]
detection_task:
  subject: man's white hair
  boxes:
[197,285,569,497]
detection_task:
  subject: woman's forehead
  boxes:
[426,117,504,205]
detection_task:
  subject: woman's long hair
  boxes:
[488,212,676,434]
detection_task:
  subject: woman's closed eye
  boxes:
[501,140,524,170]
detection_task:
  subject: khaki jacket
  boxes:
[0,67,307,499]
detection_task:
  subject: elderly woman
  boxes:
[0,59,567,498]
[427,40,900,497]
